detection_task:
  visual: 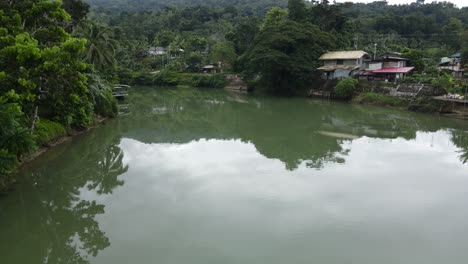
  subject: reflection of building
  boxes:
[318,51,370,79]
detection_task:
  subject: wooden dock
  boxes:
[113,84,130,99]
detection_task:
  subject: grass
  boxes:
[353,92,409,109]
[33,119,67,147]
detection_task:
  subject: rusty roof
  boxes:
[319,51,370,60]
[317,65,361,71]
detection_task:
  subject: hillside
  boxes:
[86,0,288,15]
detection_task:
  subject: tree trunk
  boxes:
[30,105,38,134]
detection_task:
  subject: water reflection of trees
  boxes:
[123,88,468,170]
[451,129,468,164]
[0,122,127,263]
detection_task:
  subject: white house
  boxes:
[148,46,167,56]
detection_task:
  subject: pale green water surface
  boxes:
[1,87,468,264]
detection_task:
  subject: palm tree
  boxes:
[73,21,118,72]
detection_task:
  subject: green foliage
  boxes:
[63,0,90,26]
[402,48,425,72]
[288,0,307,22]
[0,0,118,191]
[129,71,228,88]
[0,101,35,191]
[85,72,118,117]
[334,78,359,99]
[461,47,468,68]
[186,52,205,72]
[180,74,228,88]
[431,73,454,94]
[353,92,408,108]
[153,70,180,86]
[130,71,155,85]
[209,41,237,72]
[441,18,463,50]
[73,20,118,73]
[401,74,434,84]
[33,119,66,147]
[130,70,180,86]
[226,17,259,55]
[262,7,288,29]
[244,15,334,94]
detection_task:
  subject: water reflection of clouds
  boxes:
[90,130,468,263]
[112,130,467,205]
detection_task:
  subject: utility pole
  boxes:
[374,43,377,60]
[354,34,359,50]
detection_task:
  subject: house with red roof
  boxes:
[358,52,415,82]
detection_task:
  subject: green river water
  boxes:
[1,87,468,264]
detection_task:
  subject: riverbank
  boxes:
[351,92,468,120]
[20,117,109,165]
[308,78,468,120]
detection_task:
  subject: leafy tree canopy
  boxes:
[243,12,335,94]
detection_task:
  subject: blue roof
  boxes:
[450,53,461,58]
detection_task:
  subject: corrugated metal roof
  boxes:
[319,51,369,60]
[317,65,360,71]
[440,57,452,65]
[372,67,414,74]
[382,56,409,61]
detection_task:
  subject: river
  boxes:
[1,87,468,264]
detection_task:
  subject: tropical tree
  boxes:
[0,0,117,191]
[63,0,90,26]
[288,0,307,22]
[261,7,288,30]
[74,21,119,72]
[209,41,237,72]
[0,100,35,190]
[243,8,335,94]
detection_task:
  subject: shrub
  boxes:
[334,78,359,99]
[117,68,134,84]
[95,90,118,118]
[0,102,35,191]
[353,92,408,108]
[179,73,227,88]
[431,73,454,94]
[34,119,67,147]
[131,71,154,85]
[85,72,118,118]
[153,70,180,86]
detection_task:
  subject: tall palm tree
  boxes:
[73,21,118,72]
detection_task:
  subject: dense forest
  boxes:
[82,0,468,91]
[1,0,468,191]
[0,0,118,191]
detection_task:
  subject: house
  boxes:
[148,46,167,56]
[438,53,464,78]
[317,51,370,79]
[202,64,219,74]
[171,48,185,59]
[359,52,414,81]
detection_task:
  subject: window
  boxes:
[336,60,344,65]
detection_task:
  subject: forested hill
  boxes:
[85,0,287,15]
